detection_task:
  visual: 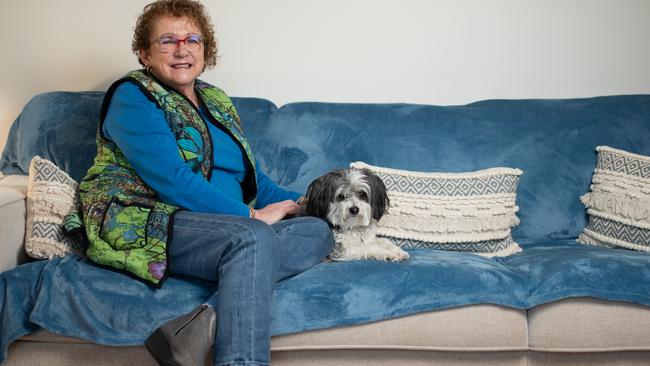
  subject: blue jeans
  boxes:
[168,211,333,366]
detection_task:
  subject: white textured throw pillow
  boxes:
[578,146,650,252]
[25,156,84,259]
[350,162,523,257]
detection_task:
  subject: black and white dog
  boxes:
[303,168,409,262]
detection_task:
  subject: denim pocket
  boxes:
[100,198,152,250]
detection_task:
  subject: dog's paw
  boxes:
[387,249,410,262]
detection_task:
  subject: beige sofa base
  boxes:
[528,352,650,366]
[5,299,650,365]
[5,304,528,365]
[8,341,650,366]
[6,341,530,366]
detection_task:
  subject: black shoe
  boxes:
[145,304,217,366]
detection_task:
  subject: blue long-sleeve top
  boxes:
[103,82,300,217]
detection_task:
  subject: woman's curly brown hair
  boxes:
[132,0,218,70]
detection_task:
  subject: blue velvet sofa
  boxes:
[1,91,650,366]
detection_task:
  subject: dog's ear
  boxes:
[304,170,345,220]
[364,169,390,220]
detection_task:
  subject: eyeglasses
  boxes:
[151,34,204,53]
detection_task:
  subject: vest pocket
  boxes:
[100,197,152,251]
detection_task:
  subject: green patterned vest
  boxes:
[79,70,257,286]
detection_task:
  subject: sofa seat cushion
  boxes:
[529,298,650,352]
[498,241,650,307]
[22,304,527,352]
[4,242,650,361]
[272,304,527,352]
[1,250,530,358]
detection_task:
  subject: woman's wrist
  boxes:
[296,196,307,207]
[248,206,257,219]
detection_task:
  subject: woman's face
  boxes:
[140,16,205,95]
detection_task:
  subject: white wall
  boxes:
[2,0,649,152]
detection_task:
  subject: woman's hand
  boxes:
[253,200,300,225]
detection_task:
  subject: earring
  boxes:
[145,65,152,74]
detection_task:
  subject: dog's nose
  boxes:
[349,206,359,215]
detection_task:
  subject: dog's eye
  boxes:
[358,191,369,201]
[337,193,346,201]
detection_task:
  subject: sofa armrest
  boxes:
[0,174,29,272]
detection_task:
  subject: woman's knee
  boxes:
[307,217,334,251]
[241,219,283,258]
[290,217,334,259]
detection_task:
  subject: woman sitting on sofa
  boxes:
[78,0,333,365]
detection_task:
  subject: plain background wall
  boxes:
[1,0,650,153]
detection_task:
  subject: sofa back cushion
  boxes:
[244,96,650,242]
[4,92,650,243]
[0,91,278,182]
[0,92,104,181]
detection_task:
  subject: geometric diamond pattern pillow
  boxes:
[350,161,523,257]
[578,146,650,252]
[25,156,84,259]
